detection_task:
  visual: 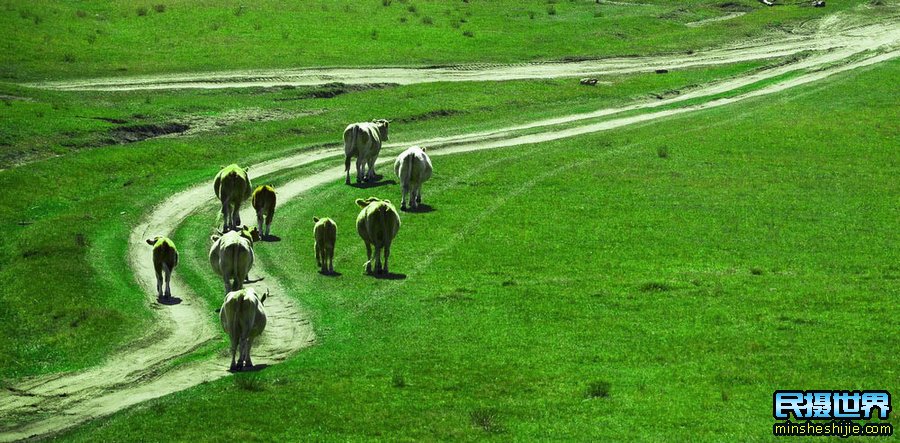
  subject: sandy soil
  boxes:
[1,12,897,442]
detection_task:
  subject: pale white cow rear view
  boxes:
[220,287,268,371]
[344,119,389,184]
[209,226,257,293]
[394,146,433,211]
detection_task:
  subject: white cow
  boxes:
[344,119,390,184]
[220,287,268,371]
[209,226,258,293]
[393,146,433,211]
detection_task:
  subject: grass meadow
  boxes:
[0,0,897,440]
[56,59,900,441]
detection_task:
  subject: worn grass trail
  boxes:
[26,19,900,91]
[0,11,898,441]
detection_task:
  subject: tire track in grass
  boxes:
[0,18,897,441]
[25,20,900,91]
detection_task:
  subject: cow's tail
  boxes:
[403,151,415,184]
[344,125,359,174]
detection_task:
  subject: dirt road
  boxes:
[25,21,898,91]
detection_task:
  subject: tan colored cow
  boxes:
[214,164,252,232]
[219,287,268,371]
[209,226,259,293]
[355,197,401,275]
[343,119,389,184]
[251,184,277,239]
[313,217,337,274]
[145,236,178,299]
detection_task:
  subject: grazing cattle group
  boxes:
[148,118,433,371]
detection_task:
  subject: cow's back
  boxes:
[345,123,381,159]
[315,219,337,246]
[216,165,251,202]
[252,185,276,211]
[362,202,400,246]
[153,238,178,268]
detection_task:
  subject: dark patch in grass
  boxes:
[501,280,516,287]
[350,178,397,189]
[373,272,407,280]
[586,380,611,398]
[74,233,88,248]
[392,372,406,388]
[136,7,148,16]
[462,30,474,38]
[639,281,672,292]
[275,83,396,101]
[92,117,128,124]
[470,408,505,433]
[657,146,669,158]
[395,109,463,123]
[750,267,764,275]
[718,2,753,12]
[110,123,190,144]
[421,16,433,25]
[233,373,265,391]
[154,4,166,13]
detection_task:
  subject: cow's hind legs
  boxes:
[383,244,391,274]
[163,264,172,298]
[374,245,383,274]
[345,156,352,185]
[364,241,373,274]
[401,184,409,211]
[356,158,365,183]
[155,269,164,299]
[229,336,239,371]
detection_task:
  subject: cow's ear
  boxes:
[313,217,320,222]
[210,234,221,242]
[355,198,368,207]
[146,238,157,246]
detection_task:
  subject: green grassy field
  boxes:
[0,0,873,80]
[1,0,897,440]
[0,60,775,379]
[56,59,899,441]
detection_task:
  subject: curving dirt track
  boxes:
[25,20,899,91]
[1,12,898,442]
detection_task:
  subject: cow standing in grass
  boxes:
[344,119,390,184]
[355,197,400,275]
[214,164,252,232]
[209,226,258,293]
[220,287,268,371]
[313,217,337,274]
[251,184,277,239]
[145,236,178,299]
[394,146,433,211]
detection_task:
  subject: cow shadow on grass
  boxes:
[319,270,342,277]
[229,363,269,373]
[350,178,396,189]
[373,272,407,280]
[404,204,435,213]
[261,234,281,242]
[158,296,182,306]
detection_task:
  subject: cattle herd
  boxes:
[145,119,433,371]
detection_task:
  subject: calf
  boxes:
[313,217,337,274]
[251,185,277,239]
[145,236,178,299]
